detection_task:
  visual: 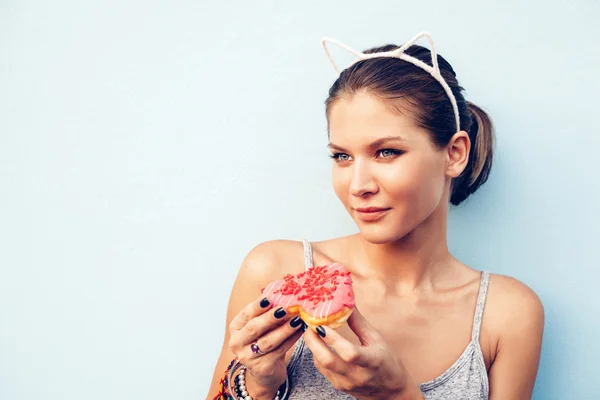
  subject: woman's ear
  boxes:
[446,131,471,178]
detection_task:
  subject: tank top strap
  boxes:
[471,271,491,342]
[301,238,314,270]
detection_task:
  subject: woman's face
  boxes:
[328,92,450,244]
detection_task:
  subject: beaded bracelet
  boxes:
[227,359,290,400]
[234,366,282,400]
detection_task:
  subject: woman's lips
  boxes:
[353,207,391,222]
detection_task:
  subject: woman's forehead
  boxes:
[328,94,425,145]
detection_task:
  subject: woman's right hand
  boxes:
[228,296,305,397]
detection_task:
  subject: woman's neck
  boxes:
[350,206,455,295]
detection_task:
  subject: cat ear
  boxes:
[320,32,440,77]
[319,31,460,132]
[321,37,365,75]
[359,31,441,78]
[385,31,460,132]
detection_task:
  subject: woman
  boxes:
[208,32,544,400]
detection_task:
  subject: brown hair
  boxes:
[325,44,495,206]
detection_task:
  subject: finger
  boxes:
[312,325,369,367]
[347,307,380,346]
[229,296,273,331]
[270,320,305,356]
[243,326,304,372]
[303,327,347,375]
[251,316,305,356]
[239,306,292,346]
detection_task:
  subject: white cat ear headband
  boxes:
[321,31,461,132]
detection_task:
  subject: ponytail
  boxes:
[450,102,495,206]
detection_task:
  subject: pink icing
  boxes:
[261,263,355,319]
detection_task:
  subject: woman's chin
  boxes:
[356,223,407,245]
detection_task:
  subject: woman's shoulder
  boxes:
[486,273,544,319]
[238,239,309,282]
[484,272,545,348]
[225,240,309,316]
[243,235,351,266]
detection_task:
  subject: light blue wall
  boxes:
[1,1,598,399]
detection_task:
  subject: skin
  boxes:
[208,91,544,400]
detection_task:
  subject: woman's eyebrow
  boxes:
[327,135,406,151]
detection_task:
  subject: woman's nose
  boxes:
[348,159,379,197]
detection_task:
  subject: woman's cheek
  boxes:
[385,163,438,219]
[412,162,447,216]
[383,164,419,199]
[331,169,350,206]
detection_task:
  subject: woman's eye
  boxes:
[377,149,402,158]
[330,153,351,162]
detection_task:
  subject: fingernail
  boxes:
[316,326,326,338]
[274,307,286,319]
[290,316,303,328]
[302,323,307,332]
[259,298,270,308]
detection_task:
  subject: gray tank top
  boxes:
[285,238,491,400]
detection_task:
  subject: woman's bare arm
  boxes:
[206,240,300,399]
[487,275,545,399]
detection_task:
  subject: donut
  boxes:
[261,263,355,329]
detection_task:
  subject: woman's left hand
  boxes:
[303,308,424,400]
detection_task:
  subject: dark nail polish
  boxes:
[316,326,326,338]
[274,307,286,319]
[260,298,270,308]
[302,323,307,332]
[290,316,303,328]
